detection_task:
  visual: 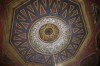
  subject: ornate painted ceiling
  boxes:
[10,0,87,65]
[1,0,100,66]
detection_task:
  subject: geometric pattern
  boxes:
[10,0,87,66]
[29,17,71,55]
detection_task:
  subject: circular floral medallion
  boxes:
[29,16,71,55]
[39,23,59,42]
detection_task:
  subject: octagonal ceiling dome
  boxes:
[10,0,87,66]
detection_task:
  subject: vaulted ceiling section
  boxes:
[0,0,100,66]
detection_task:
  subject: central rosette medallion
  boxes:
[39,24,59,42]
[29,16,71,55]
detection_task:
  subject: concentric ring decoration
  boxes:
[11,0,87,65]
[29,16,71,55]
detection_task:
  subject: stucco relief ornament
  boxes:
[29,17,71,55]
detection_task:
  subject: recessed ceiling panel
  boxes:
[10,0,87,66]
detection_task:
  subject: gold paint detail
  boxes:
[40,4,46,15]
[34,0,38,10]
[39,24,59,42]
[71,9,79,17]
[62,2,68,10]
[50,3,57,13]
[27,5,34,12]
[68,5,75,13]
[57,0,61,8]
[20,9,27,17]
[42,0,46,7]
[62,9,68,18]
[49,0,52,6]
